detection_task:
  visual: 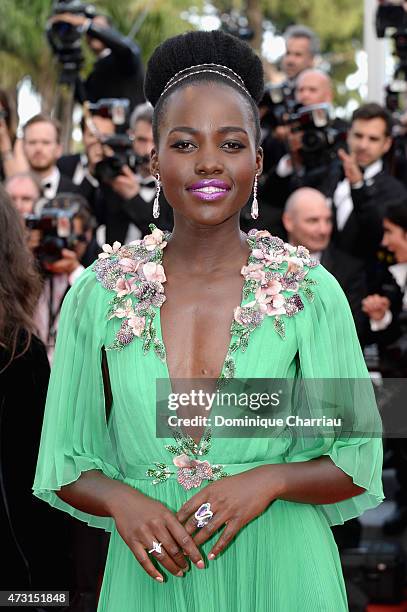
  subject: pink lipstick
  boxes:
[187,179,231,201]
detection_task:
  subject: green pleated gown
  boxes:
[33,229,384,612]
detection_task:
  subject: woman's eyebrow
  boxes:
[168,126,248,135]
[168,126,197,135]
[217,126,248,135]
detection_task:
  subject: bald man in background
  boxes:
[269,69,346,210]
[283,187,368,340]
[5,172,42,217]
[295,69,333,107]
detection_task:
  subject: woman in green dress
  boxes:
[34,30,383,611]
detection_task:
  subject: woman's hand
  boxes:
[176,466,279,560]
[109,487,205,582]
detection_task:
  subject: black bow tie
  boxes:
[142,180,156,189]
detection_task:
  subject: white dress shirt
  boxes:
[41,167,61,200]
[333,159,383,231]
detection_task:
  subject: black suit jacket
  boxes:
[57,153,80,180]
[56,172,78,195]
[322,165,407,263]
[57,154,98,213]
[94,184,173,244]
[83,24,144,110]
[120,192,173,240]
[320,245,368,342]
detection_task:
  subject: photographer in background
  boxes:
[258,27,320,201]
[32,196,97,362]
[23,114,77,199]
[296,69,334,107]
[84,101,173,244]
[272,70,336,192]
[260,70,341,220]
[114,102,173,240]
[272,25,320,143]
[58,111,116,224]
[49,10,145,110]
[282,25,319,86]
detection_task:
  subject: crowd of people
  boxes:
[0,11,405,612]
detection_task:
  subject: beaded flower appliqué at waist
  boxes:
[146,430,228,490]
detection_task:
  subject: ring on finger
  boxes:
[148,540,163,554]
[194,502,214,528]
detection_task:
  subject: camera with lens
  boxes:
[94,134,139,182]
[25,194,84,267]
[287,103,347,172]
[87,98,130,131]
[46,0,96,74]
[259,81,297,130]
[86,98,141,181]
[376,1,407,38]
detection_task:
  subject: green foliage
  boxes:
[0,0,55,93]
[263,0,363,50]
[0,0,199,101]
[259,0,364,108]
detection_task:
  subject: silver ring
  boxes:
[148,540,163,554]
[194,502,214,528]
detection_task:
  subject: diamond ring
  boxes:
[148,540,163,554]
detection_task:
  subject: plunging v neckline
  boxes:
[152,236,253,448]
[155,239,252,384]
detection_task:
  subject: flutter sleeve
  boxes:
[289,264,384,525]
[33,266,122,531]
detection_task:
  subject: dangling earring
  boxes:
[251,173,259,220]
[153,173,160,219]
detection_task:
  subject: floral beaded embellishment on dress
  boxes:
[93,226,319,378]
[220,229,319,382]
[146,430,228,489]
[93,227,169,359]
